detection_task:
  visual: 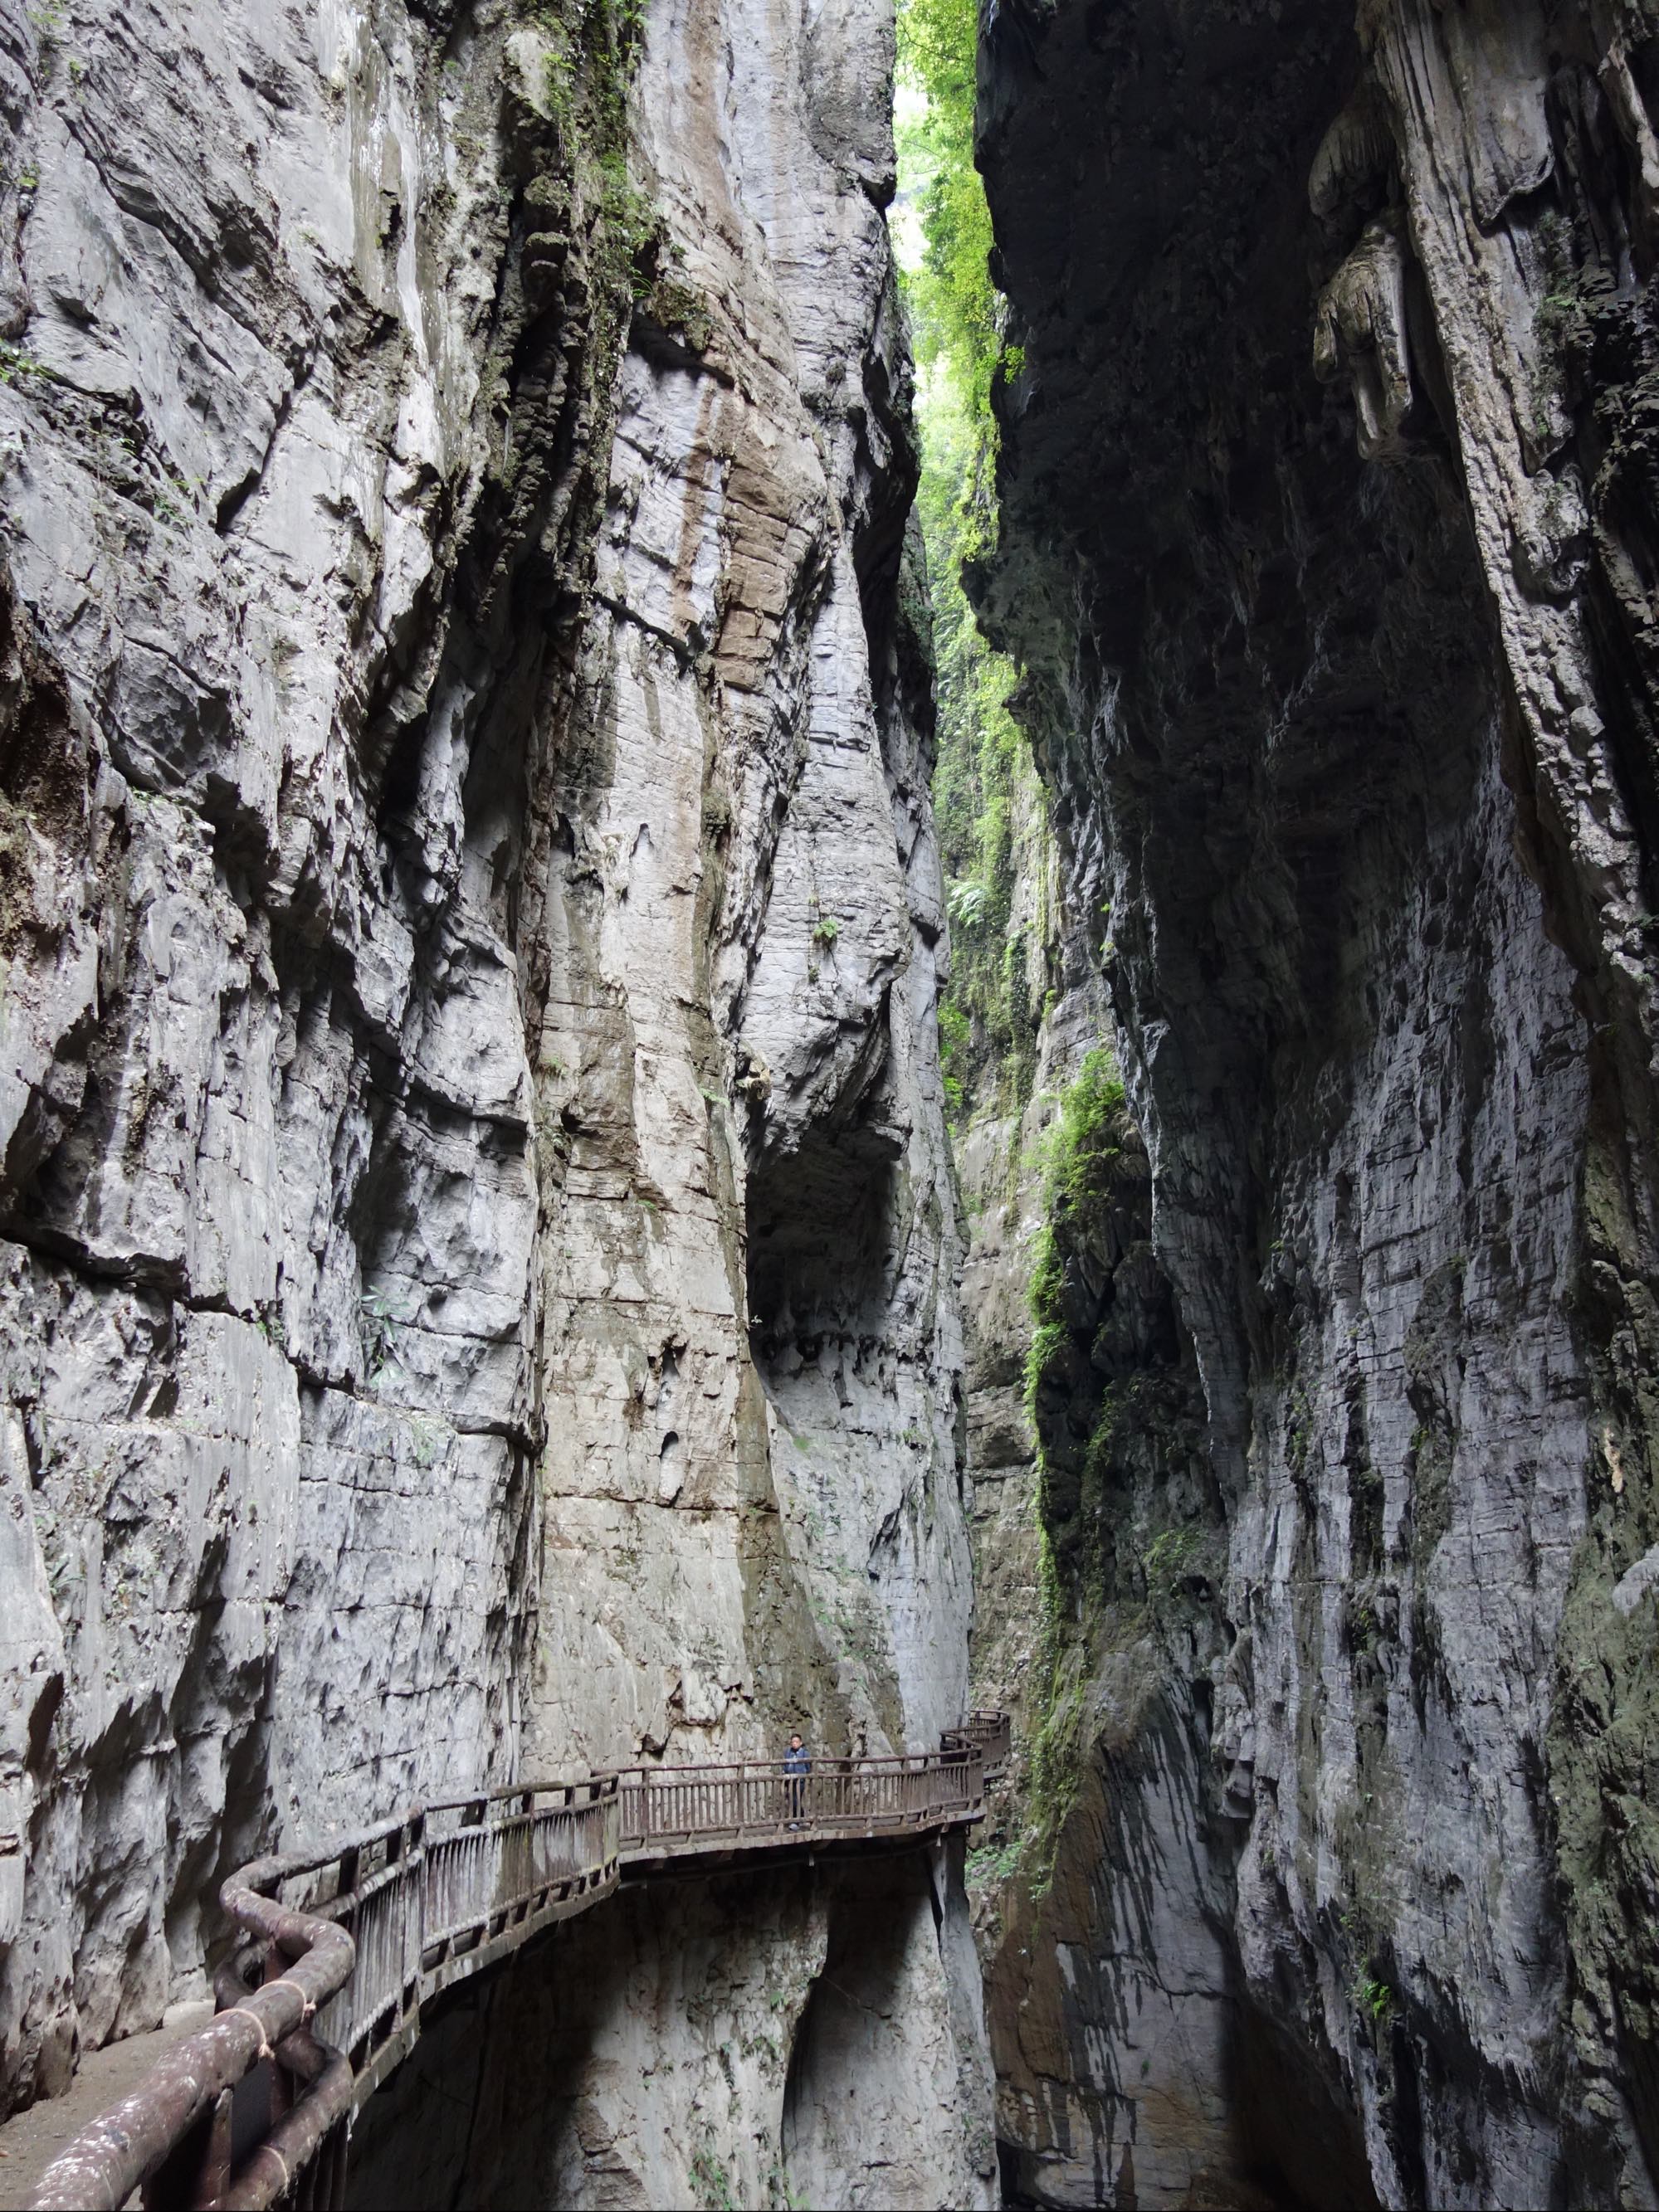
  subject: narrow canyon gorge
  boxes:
[0,0,1655,2207]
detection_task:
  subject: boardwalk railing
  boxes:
[32,1727,1003,2212]
[943,1708,1012,1781]
[267,1778,621,2102]
[617,1751,983,1851]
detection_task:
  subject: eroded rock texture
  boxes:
[528,0,975,1786]
[0,0,991,2198]
[346,1844,991,2210]
[971,0,1659,2204]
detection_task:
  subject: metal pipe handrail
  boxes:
[31,1717,1006,2212]
[32,1870,356,2211]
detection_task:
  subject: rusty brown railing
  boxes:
[617,1750,983,1851]
[32,1727,1003,2212]
[251,1777,622,2105]
[30,1868,358,2212]
[943,1708,1012,1781]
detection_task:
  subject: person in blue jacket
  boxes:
[783,1732,810,1826]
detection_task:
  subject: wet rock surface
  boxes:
[969,0,1659,2204]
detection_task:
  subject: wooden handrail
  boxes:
[31,1720,1007,2212]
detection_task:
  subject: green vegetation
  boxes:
[24,0,64,76]
[1356,1971,1396,2027]
[1022,1305,1066,1436]
[523,0,659,307]
[689,2144,736,2212]
[1142,1523,1204,1601]
[532,0,643,149]
[0,340,52,386]
[359,1289,403,1381]
[895,0,1001,479]
[764,2161,803,2212]
[893,0,1210,1932]
[895,0,1047,1124]
[1013,1050,1135,1890]
[966,1834,1023,1888]
[1038,1047,1131,1220]
[1023,1049,1130,1420]
[1023,1596,1089,1896]
[1013,1045,1217,1896]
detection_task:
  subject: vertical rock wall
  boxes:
[527,0,974,1782]
[347,1845,992,2211]
[0,0,588,2103]
[969,0,1659,2205]
[0,0,993,2198]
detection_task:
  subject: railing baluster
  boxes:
[37,1717,1007,2211]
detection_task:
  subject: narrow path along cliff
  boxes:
[23,1729,1007,2210]
[2,0,1659,2207]
[0,0,993,2201]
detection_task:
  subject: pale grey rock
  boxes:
[0,0,991,2197]
[347,1848,990,2212]
[1612,1542,1659,1615]
[528,0,977,1791]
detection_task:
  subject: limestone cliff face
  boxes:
[346,1850,992,2212]
[529,0,975,1785]
[0,0,991,2198]
[972,1,1659,2205]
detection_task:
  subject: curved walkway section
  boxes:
[31,1717,1010,2212]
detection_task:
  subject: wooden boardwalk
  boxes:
[29,1715,1010,2212]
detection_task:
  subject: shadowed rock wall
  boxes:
[344,1846,992,2211]
[969,0,1659,2204]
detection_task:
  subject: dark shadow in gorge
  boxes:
[744,1128,900,1352]
[343,1849,975,2210]
[963,0,1599,2199]
[1226,1990,1381,2211]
